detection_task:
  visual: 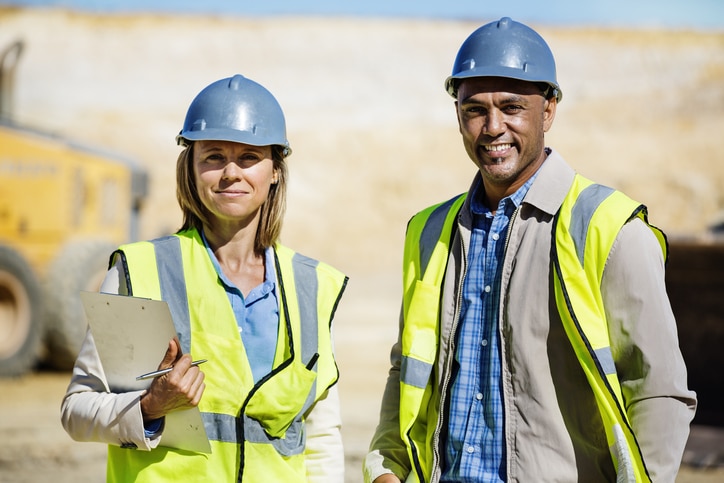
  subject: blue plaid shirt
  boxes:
[441,174,536,482]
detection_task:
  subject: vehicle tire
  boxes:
[43,240,117,370]
[0,244,43,377]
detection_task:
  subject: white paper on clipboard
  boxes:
[79,291,211,454]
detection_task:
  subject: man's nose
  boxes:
[483,109,505,136]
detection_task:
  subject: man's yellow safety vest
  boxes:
[105,228,347,482]
[398,174,666,482]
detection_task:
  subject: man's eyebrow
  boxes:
[459,93,528,105]
[459,96,486,105]
[499,93,528,104]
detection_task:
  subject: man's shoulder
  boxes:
[405,193,468,246]
[410,193,467,223]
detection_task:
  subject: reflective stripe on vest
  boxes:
[399,176,664,482]
[401,195,467,388]
[399,193,467,482]
[108,229,347,483]
[553,175,665,483]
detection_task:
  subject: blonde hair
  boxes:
[176,143,288,254]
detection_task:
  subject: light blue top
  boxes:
[144,237,280,437]
[203,232,280,383]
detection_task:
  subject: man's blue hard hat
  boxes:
[445,17,562,102]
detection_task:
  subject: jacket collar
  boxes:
[524,148,576,217]
[460,147,575,227]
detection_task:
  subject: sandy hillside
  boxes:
[0,7,723,483]
[1,7,723,275]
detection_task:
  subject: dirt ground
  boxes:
[1,309,724,483]
[0,274,722,482]
[1,7,723,483]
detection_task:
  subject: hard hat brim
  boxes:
[445,66,562,102]
[176,128,292,157]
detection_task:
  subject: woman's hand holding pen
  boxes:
[140,337,206,422]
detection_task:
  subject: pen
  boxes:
[136,359,208,381]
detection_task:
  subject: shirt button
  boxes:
[481,339,488,346]
[476,393,483,400]
[484,285,491,293]
[466,445,475,454]
[492,233,499,241]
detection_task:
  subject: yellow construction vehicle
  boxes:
[0,39,147,376]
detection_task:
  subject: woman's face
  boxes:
[193,140,277,227]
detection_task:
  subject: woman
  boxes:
[61,75,348,482]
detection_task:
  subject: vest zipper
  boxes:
[237,251,296,481]
[430,209,468,483]
[431,203,519,480]
[498,205,519,478]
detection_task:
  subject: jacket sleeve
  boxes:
[364,305,411,482]
[303,384,345,482]
[59,260,162,451]
[601,218,697,482]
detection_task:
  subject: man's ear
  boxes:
[543,97,557,132]
[455,100,463,134]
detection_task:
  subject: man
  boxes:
[364,17,696,483]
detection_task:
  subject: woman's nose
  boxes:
[221,162,241,180]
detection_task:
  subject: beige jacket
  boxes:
[365,150,696,483]
[60,257,345,483]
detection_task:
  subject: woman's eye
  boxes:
[238,154,264,167]
[206,154,225,162]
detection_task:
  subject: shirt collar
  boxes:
[469,169,539,217]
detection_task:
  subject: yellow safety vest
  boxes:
[399,174,665,482]
[105,228,347,483]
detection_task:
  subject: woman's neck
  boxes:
[203,224,265,296]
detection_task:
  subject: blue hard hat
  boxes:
[177,74,292,157]
[445,17,562,102]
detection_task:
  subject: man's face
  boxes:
[455,76,557,197]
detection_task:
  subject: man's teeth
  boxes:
[485,143,511,153]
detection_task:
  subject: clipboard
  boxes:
[80,291,211,454]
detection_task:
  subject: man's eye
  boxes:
[463,106,484,115]
[503,105,523,113]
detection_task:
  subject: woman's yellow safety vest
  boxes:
[398,174,666,483]
[105,228,347,483]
